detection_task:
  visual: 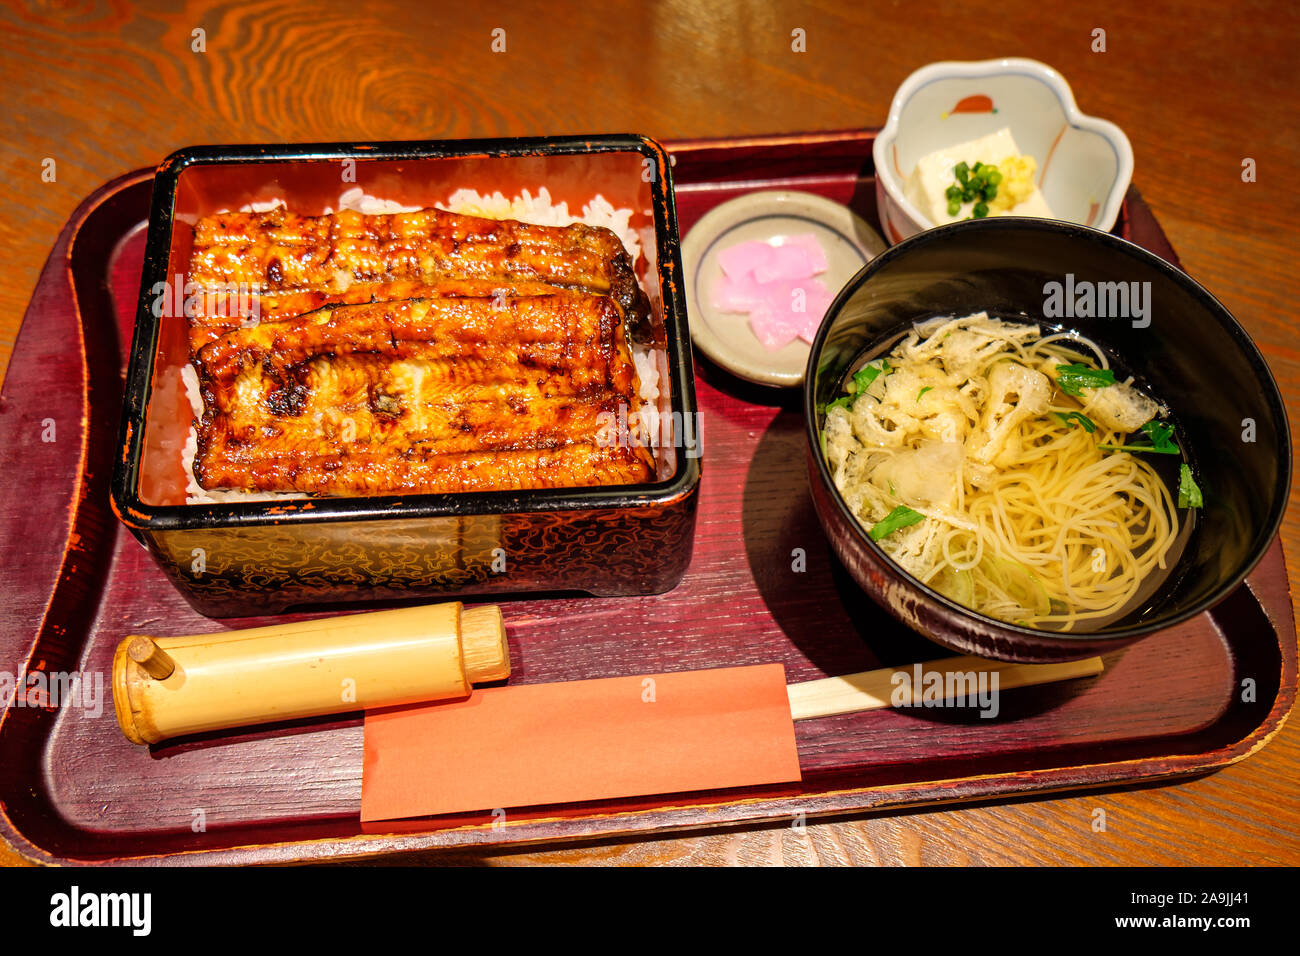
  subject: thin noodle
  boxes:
[823,313,1180,631]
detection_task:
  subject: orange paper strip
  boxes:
[361,664,802,822]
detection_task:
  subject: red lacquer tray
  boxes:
[0,130,1293,865]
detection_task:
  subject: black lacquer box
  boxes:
[111,135,701,617]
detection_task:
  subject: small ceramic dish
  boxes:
[873,57,1134,244]
[683,190,885,387]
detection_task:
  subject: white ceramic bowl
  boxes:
[873,58,1133,244]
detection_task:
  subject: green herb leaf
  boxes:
[852,359,892,392]
[1054,363,1117,397]
[1051,410,1097,433]
[1140,420,1177,451]
[868,505,926,541]
[1098,419,1180,455]
[1178,464,1203,508]
[1098,441,1180,454]
[917,386,933,402]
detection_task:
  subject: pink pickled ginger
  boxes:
[712,234,832,350]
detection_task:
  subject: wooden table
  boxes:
[2,0,1296,866]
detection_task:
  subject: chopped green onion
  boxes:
[1051,411,1096,433]
[868,505,926,541]
[917,386,933,402]
[1054,363,1117,397]
[948,163,1002,216]
[824,395,854,413]
[1178,464,1203,508]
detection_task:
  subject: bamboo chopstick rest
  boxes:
[112,602,509,745]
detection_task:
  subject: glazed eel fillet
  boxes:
[186,205,653,350]
[193,295,655,495]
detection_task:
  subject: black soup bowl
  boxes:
[803,218,1290,663]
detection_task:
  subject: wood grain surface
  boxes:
[2,0,1298,866]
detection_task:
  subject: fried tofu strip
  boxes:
[187,205,651,350]
[193,294,654,495]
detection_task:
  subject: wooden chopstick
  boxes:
[787,654,1104,721]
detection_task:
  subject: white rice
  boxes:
[437,188,642,267]
[335,187,421,216]
[183,188,662,503]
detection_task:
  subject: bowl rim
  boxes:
[111,134,702,532]
[803,215,1292,643]
[872,57,1135,234]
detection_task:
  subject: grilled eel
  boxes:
[186,205,654,350]
[192,295,655,495]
